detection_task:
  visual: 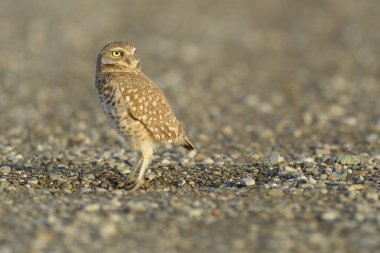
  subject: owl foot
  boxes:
[126,179,144,191]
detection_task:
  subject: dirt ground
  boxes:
[0,1,379,253]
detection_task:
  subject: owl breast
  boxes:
[99,84,150,145]
[100,86,127,128]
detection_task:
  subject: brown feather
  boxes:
[181,136,196,151]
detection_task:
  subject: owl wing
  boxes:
[119,73,185,144]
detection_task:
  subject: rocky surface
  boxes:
[0,1,379,253]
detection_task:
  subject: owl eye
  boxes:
[112,51,122,57]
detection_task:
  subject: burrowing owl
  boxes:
[95,41,195,191]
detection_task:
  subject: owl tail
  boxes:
[180,136,196,151]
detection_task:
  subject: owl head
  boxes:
[97,41,140,72]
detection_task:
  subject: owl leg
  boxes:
[130,146,153,191]
[126,151,142,185]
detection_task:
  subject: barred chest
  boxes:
[98,82,143,138]
[99,84,127,128]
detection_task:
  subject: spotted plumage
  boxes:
[95,41,195,190]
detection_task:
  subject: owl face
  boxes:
[97,42,140,71]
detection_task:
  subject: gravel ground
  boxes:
[0,1,379,253]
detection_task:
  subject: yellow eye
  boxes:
[112,51,122,57]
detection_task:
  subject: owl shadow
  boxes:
[144,163,278,190]
[0,161,278,191]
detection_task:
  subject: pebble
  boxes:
[195,154,214,164]
[365,133,378,143]
[48,173,65,182]
[321,210,339,221]
[116,165,130,175]
[302,157,315,163]
[84,203,101,212]
[83,174,95,180]
[187,150,197,159]
[242,178,255,186]
[188,208,203,218]
[0,166,11,175]
[365,192,378,202]
[0,181,10,189]
[308,176,317,184]
[269,152,284,164]
[100,223,117,239]
[28,179,39,185]
[334,154,362,165]
[268,188,284,197]
[284,166,297,173]
[161,159,171,165]
[296,176,308,183]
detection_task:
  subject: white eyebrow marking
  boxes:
[110,47,124,52]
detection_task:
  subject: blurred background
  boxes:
[0,0,379,160]
[0,1,379,253]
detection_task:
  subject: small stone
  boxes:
[334,154,362,165]
[321,210,339,221]
[302,157,315,163]
[302,112,313,125]
[187,150,197,159]
[0,181,10,189]
[188,208,203,218]
[308,176,317,184]
[268,188,284,197]
[69,132,91,145]
[296,176,308,183]
[221,125,233,135]
[205,158,215,164]
[324,168,333,175]
[258,128,274,140]
[258,102,273,113]
[49,173,65,182]
[178,179,186,186]
[116,165,130,175]
[284,166,297,173]
[84,203,101,212]
[161,159,171,165]
[342,117,358,126]
[366,133,378,143]
[309,233,325,246]
[80,188,94,194]
[347,184,364,191]
[211,208,224,218]
[61,182,72,191]
[244,94,260,108]
[269,152,284,164]
[126,201,147,212]
[0,166,11,175]
[365,192,378,202]
[146,172,157,180]
[83,174,95,180]
[195,154,214,164]
[28,179,39,185]
[242,178,255,186]
[100,223,117,239]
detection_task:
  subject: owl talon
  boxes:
[126,173,136,184]
[125,178,135,187]
[126,179,144,191]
